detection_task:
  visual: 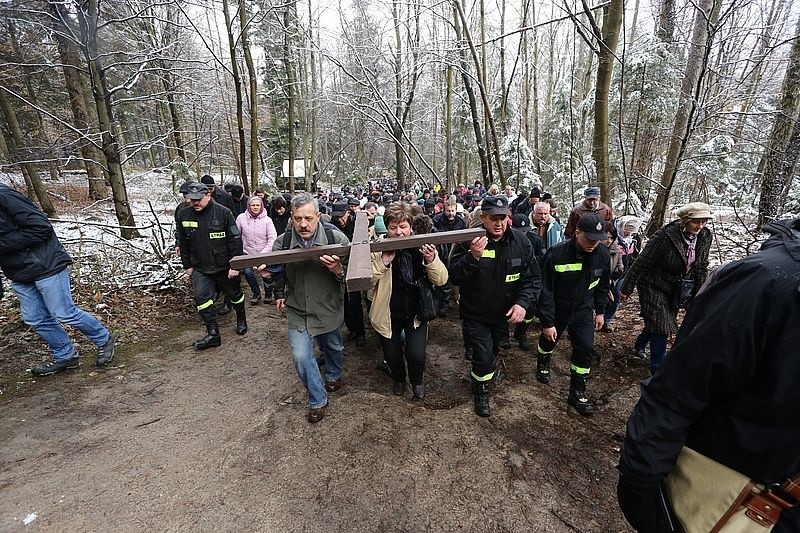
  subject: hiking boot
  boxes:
[392,381,405,396]
[263,294,273,304]
[250,295,262,305]
[628,347,649,367]
[95,334,116,366]
[471,378,491,417]
[412,384,425,400]
[600,322,614,333]
[568,372,594,416]
[31,358,80,376]
[536,354,551,384]
[194,323,221,350]
[464,346,473,361]
[514,334,531,351]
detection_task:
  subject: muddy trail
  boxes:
[0,290,648,531]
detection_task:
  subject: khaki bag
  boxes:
[665,447,798,533]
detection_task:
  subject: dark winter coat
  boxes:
[0,185,72,283]
[620,220,712,335]
[175,199,243,275]
[449,226,541,324]
[617,218,800,532]
[564,201,614,238]
[211,186,236,213]
[537,238,611,327]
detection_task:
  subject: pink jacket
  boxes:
[236,210,277,255]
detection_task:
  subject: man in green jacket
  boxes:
[272,193,350,423]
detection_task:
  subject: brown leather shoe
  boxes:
[325,379,342,392]
[307,403,327,423]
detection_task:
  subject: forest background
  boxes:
[0,0,798,239]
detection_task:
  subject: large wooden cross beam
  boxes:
[230,211,485,291]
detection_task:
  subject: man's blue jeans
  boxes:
[11,268,110,362]
[287,327,344,409]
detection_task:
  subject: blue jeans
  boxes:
[287,327,344,409]
[242,267,271,297]
[11,268,110,362]
[635,331,667,374]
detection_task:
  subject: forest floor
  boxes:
[0,276,652,532]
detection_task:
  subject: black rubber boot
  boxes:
[471,378,491,418]
[194,322,221,349]
[536,354,551,384]
[567,371,593,416]
[234,304,248,335]
[217,302,232,316]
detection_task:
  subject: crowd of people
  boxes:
[170,177,710,424]
[2,175,798,531]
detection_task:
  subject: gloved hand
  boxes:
[617,473,661,532]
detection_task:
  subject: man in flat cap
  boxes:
[449,194,541,417]
[565,186,613,238]
[176,182,248,349]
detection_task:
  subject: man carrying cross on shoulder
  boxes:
[271,192,350,424]
[449,194,542,417]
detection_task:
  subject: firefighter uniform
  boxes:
[450,196,541,417]
[536,216,610,416]
[176,182,247,348]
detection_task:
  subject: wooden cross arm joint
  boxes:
[229,216,485,292]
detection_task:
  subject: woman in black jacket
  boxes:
[620,203,713,374]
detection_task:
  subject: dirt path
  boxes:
[0,300,642,531]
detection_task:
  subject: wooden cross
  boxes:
[230,211,485,291]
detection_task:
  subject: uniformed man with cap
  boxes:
[536,213,610,416]
[449,194,541,417]
[175,181,248,349]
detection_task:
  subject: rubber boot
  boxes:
[567,371,593,416]
[514,321,531,350]
[194,322,221,349]
[234,304,248,335]
[471,377,491,418]
[536,354,551,384]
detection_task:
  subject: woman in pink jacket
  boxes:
[236,196,278,304]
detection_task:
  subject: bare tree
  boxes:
[757,15,800,228]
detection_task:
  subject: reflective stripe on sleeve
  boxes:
[554,263,583,272]
[588,278,599,290]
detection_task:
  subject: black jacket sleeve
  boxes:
[448,241,481,286]
[0,190,55,253]
[537,248,557,328]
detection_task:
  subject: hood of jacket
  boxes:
[762,218,800,262]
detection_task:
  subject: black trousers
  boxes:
[344,290,365,336]
[536,309,594,372]
[192,270,244,325]
[462,318,506,379]
[378,319,428,386]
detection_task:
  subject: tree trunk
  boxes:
[6,19,60,184]
[645,0,719,236]
[284,3,297,193]
[222,0,248,185]
[239,0,257,194]
[452,1,488,184]
[0,88,56,216]
[445,64,453,192]
[392,0,406,189]
[75,0,139,239]
[592,0,624,203]
[757,15,800,228]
